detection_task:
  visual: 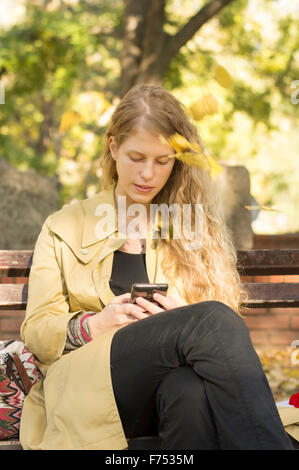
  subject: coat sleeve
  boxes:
[20,214,87,366]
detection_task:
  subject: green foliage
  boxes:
[163,50,189,89]
[0,0,298,233]
[0,0,122,200]
[229,84,272,125]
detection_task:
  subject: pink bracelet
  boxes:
[80,313,93,342]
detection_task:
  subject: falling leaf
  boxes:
[59,110,82,133]
[215,64,233,89]
[189,94,219,121]
[171,151,211,170]
[206,154,224,179]
[159,133,223,178]
[245,205,282,212]
[164,133,200,154]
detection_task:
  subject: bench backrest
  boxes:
[0,249,299,310]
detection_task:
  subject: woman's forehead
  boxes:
[123,127,172,150]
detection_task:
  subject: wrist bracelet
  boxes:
[80,313,93,342]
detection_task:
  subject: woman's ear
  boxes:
[108,136,117,160]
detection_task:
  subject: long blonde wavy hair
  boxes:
[100,84,248,315]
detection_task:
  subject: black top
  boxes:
[109,250,149,296]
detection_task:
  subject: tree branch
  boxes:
[169,0,236,55]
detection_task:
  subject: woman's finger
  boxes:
[152,293,178,310]
[135,296,164,314]
[129,310,150,320]
[121,303,148,317]
[117,305,149,323]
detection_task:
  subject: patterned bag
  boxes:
[0,340,42,439]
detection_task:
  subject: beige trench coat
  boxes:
[19,183,299,449]
[19,183,188,450]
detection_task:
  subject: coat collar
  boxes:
[49,183,121,262]
[49,183,158,273]
[81,182,119,247]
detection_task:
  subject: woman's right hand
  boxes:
[87,293,149,339]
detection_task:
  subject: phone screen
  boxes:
[130,283,168,305]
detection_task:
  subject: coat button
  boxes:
[81,248,88,254]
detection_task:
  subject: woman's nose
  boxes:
[139,161,155,180]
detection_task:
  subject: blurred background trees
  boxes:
[0,0,298,233]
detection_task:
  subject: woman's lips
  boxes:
[134,184,154,193]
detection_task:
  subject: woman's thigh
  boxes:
[110,311,178,438]
[109,300,241,438]
[110,304,198,438]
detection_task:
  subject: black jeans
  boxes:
[110,301,293,450]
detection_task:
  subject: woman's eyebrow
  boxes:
[127,149,171,158]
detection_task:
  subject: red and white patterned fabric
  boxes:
[0,340,42,439]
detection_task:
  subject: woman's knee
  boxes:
[184,300,247,332]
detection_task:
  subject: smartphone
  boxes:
[130,283,168,306]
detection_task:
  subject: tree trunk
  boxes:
[119,0,235,97]
[118,0,150,97]
[36,97,54,156]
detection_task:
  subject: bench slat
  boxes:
[1,249,299,277]
[0,250,32,277]
[242,282,299,307]
[0,440,22,450]
[0,284,28,309]
[237,249,299,275]
[1,282,298,310]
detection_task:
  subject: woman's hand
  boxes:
[88,293,149,339]
[135,293,183,315]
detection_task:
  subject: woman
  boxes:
[20,85,293,450]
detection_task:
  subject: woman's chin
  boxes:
[130,187,155,201]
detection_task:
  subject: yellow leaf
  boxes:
[160,133,223,179]
[174,151,211,170]
[245,205,282,212]
[164,133,202,154]
[59,110,82,133]
[215,64,233,89]
[206,154,223,178]
[189,94,219,121]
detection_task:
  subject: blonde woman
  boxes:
[20,85,293,450]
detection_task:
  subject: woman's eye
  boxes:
[128,155,169,165]
[129,156,142,162]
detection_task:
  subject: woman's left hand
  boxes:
[135,293,183,315]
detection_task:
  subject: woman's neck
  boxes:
[118,237,146,254]
[113,184,151,233]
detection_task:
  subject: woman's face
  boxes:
[108,126,175,207]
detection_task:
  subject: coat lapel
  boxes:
[50,183,159,307]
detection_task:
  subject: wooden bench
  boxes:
[1,248,299,450]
